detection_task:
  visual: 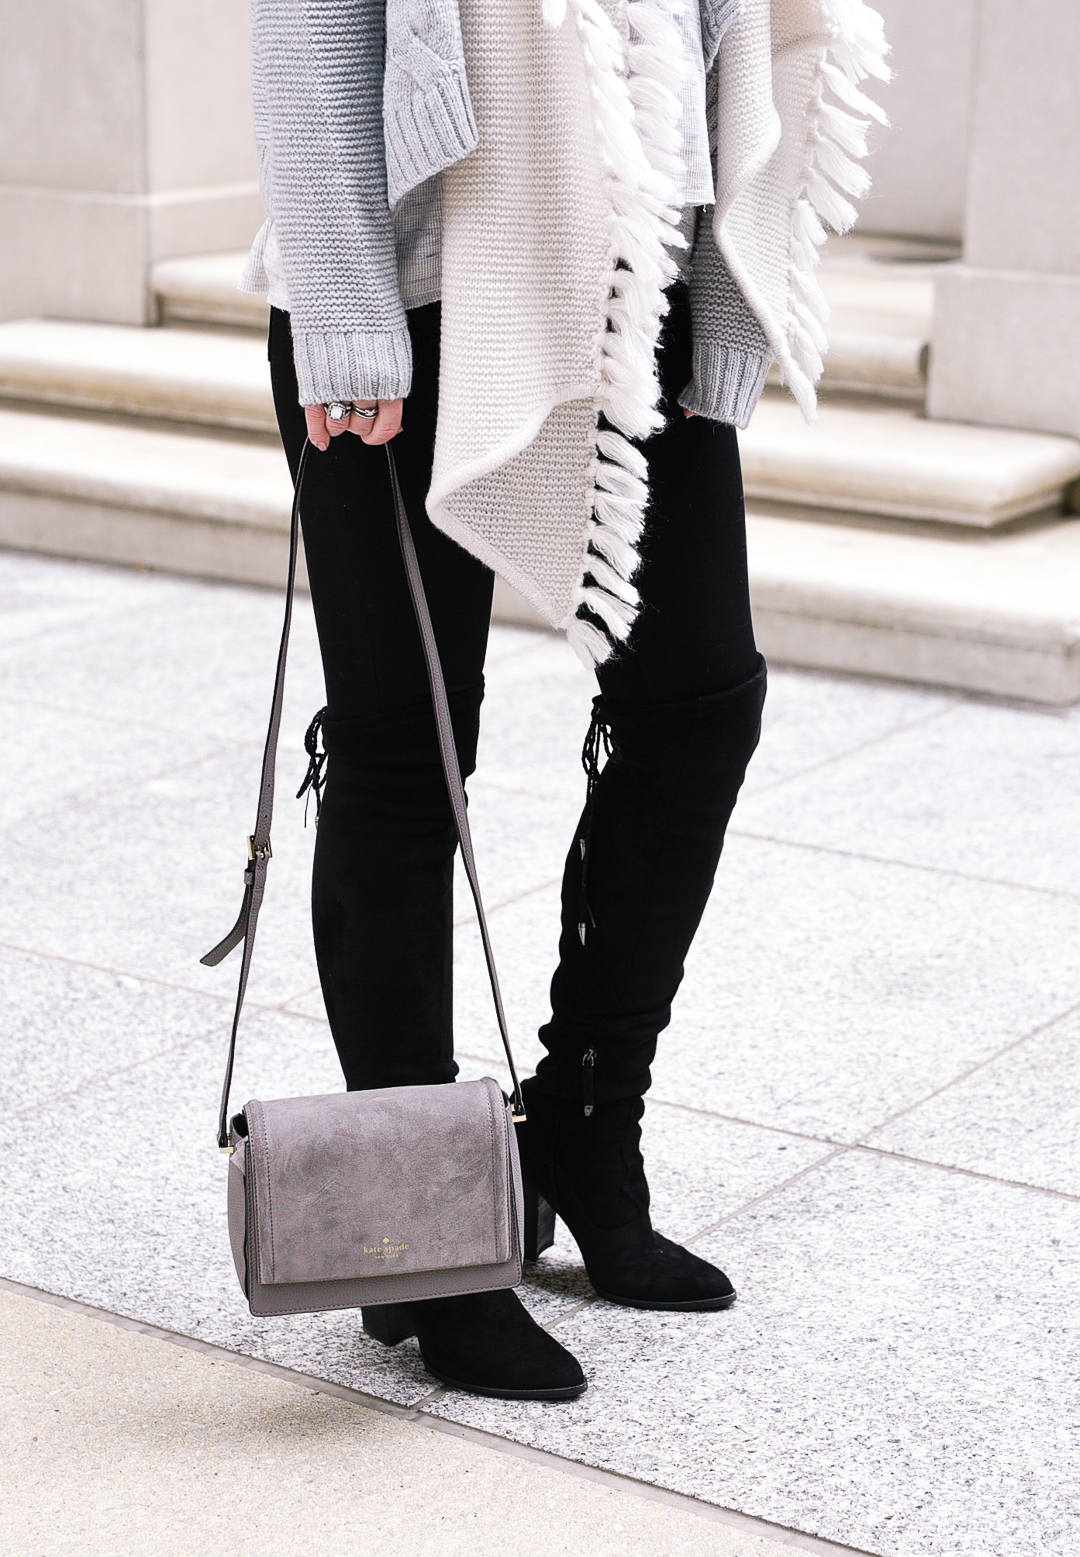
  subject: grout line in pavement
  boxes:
[0,936,330,1030]
[853,995,1080,1148]
[743,702,957,802]
[0,689,243,740]
[640,1092,853,1143]
[0,1024,227,1128]
[469,775,581,806]
[0,689,299,756]
[410,1382,448,1409]
[0,1274,878,1557]
[726,827,1080,903]
[847,1143,1080,1202]
[682,1147,851,1249]
[0,740,244,841]
[0,942,335,1129]
[538,1295,600,1330]
[453,871,562,927]
[469,673,962,816]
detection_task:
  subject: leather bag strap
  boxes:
[203,440,525,1150]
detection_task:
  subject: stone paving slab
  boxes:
[735,697,1080,896]
[1,549,1078,1557]
[868,1006,1080,1196]
[1,946,228,1119]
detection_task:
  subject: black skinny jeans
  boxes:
[269,287,765,1104]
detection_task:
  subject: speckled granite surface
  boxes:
[2,549,1078,1556]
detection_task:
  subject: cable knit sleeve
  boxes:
[680,204,773,428]
[250,0,412,405]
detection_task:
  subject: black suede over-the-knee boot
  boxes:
[518,657,767,1308]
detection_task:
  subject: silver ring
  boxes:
[352,404,379,420]
[325,401,352,423]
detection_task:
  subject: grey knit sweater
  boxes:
[241,0,772,426]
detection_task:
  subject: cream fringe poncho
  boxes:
[430,0,888,665]
[245,0,889,665]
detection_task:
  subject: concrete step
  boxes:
[742,393,1080,529]
[813,233,955,403]
[747,508,1080,706]
[1,405,1077,704]
[0,407,296,588]
[2,318,1077,531]
[0,318,276,434]
[153,252,270,332]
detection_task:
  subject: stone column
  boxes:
[928,0,1080,438]
[860,0,976,244]
[0,0,262,326]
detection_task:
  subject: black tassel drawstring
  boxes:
[577,702,613,945]
[296,706,328,825]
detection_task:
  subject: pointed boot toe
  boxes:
[589,1231,736,1311]
[405,1290,586,1400]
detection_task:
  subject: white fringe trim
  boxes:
[545,0,686,668]
[774,0,890,420]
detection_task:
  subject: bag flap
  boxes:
[245,1078,513,1286]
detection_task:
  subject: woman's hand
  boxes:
[305,399,404,451]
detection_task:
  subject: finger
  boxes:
[325,405,352,439]
[346,401,379,438]
[359,398,404,445]
[683,408,696,419]
[304,404,331,451]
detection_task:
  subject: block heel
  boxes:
[522,1181,556,1262]
[362,1303,416,1346]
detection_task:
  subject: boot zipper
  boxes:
[581,1048,596,1117]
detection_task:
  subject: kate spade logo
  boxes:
[363,1236,409,1258]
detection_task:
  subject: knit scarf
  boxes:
[428,0,889,666]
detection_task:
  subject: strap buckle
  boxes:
[246,835,272,862]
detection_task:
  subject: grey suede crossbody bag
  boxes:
[203,441,526,1318]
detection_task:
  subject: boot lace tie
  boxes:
[296,706,328,825]
[577,702,613,944]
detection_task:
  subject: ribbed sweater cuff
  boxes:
[291,325,414,405]
[385,69,478,209]
[678,343,773,429]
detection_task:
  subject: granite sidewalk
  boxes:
[1,547,1078,1557]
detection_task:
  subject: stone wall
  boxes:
[861,0,976,244]
[929,0,1080,438]
[0,0,261,325]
